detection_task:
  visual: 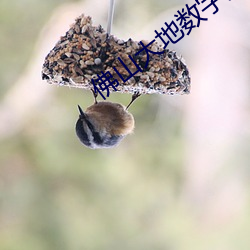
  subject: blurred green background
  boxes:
[1,0,250,250]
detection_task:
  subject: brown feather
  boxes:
[85,102,134,135]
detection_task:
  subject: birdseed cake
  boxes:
[42,14,190,95]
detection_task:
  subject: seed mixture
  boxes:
[42,14,190,95]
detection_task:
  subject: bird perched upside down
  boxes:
[75,92,140,149]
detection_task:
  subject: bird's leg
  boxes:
[91,89,98,104]
[126,91,141,110]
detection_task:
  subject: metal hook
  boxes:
[107,0,115,35]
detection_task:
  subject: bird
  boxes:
[75,91,140,149]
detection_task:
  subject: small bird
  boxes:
[75,91,140,149]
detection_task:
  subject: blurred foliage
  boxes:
[1,1,250,250]
[0,0,72,98]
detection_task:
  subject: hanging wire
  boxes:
[107,0,115,34]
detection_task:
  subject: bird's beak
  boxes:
[77,105,86,119]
